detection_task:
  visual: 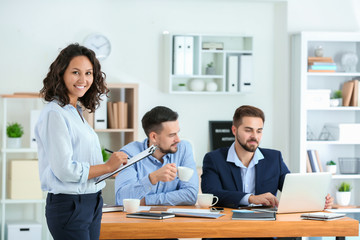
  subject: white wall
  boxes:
[0,0,282,166]
[2,0,359,168]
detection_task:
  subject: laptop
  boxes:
[251,172,332,214]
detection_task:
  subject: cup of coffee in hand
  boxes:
[197,193,219,208]
[177,166,194,182]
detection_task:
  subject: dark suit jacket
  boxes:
[201,147,290,208]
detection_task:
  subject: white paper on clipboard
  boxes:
[95,145,157,184]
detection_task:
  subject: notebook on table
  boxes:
[126,212,175,220]
[248,172,332,214]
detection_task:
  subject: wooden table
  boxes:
[100,207,359,239]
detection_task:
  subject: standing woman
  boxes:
[35,43,128,240]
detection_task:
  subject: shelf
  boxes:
[306,141,360,145]
[332,175,360,179]
[307,72,360,77]
[1,148,38,153]
[291,32,360,208]
[166,33,253,94]
[171,74,224,79]
[1,199,45,204]
[166,91,245,95]
[95,128,136,133]
[201,49,253,54]
[307,107,360,111]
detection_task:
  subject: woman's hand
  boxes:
[105,152,128,172]
[88,151,128,180]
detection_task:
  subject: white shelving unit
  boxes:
[0,94,49,240]
[291,32,360,211]
[164,33,253,94]
[84,83,138,153]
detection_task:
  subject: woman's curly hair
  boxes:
[40,43,108,112]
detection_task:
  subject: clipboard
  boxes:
[95,145,157,184]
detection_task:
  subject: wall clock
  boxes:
[83,33,111,60]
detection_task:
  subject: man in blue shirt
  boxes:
[115,106,198,206]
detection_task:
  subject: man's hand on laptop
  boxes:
[324,193,334,209]
[248,192,279,207]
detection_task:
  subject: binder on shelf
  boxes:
[184,36,194,75]
[310,150,320,172]
[94,94,107,129]
[306,153,312,173]
[107,102,115,129]
[113,102,119,129]
[342,80,354,107]
[173,36,185,75]
[314,150,323,172]
[227,55,239,92]
[307,150,319,172]
[239,55,253,92]
[350,79,359,107]
[117,102,128,129]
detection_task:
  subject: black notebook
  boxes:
[232,210,276,221]
[126,212,175,220]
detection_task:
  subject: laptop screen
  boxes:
[277,172,331,214]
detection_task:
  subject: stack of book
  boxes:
[107,101,128,129]
[308,57,337,73]
[306,149,323,173]
[342,79,359,106]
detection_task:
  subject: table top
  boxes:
[100,206,359,239]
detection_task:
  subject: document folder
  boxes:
[95,145,157,184]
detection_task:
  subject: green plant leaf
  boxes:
[338,182,351,192]
[326,160,336,165]
[6,122,24,138]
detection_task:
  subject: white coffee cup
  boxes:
[177,166,194,182]
[197,193,219,208]
[123,199,140,213]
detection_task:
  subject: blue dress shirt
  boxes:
[226,142,264,205]
[115,139,199,206]
[35,100,105,194]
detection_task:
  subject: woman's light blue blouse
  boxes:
[35,100,105,194]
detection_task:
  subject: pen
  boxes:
[105,148,130,160]
[105,148,113,153]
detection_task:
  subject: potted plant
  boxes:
[6,122,24,148]
[205,62,216,75]
[336,182,352,206]
[326,160,337,174]
[330,90,342,107]
[177,83,187,91]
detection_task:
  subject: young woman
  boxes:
[35,43,128,240]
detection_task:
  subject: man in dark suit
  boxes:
[201,105,333,210]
